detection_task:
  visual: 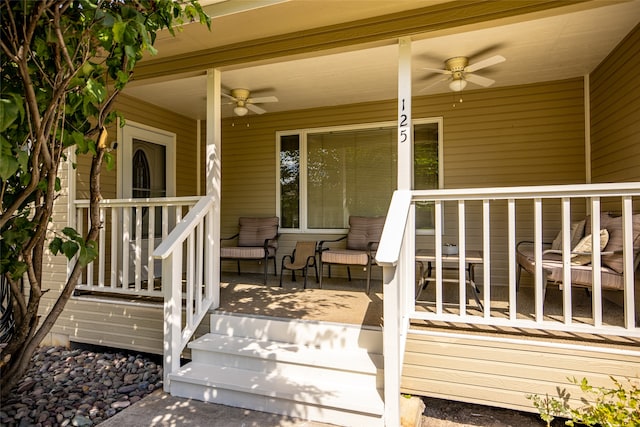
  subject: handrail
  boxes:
[412,181,640,200]
[153,193,219,392]
[376,190,412,267]
[154,194,216,259]
[75,195,201,208]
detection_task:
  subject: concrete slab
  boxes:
[97,389,338,427]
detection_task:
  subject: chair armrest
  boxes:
[542,249,623,256]
[221,233,239,242]
[516,240,553,255]
[367,240,379,255]
[318,235,347,252]
[264,233,280,250]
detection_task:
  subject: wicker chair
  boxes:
[220,217,279,285]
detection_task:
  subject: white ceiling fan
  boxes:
[222,88,279,116]
[422,55,506,92]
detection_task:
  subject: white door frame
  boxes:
[117,120,176,199]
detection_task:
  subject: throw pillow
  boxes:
[551,219,586,250]
[571,229,609,265]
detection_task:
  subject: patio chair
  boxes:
[279,241,319,289]
[318,216,385,294]
[220,217,279,285]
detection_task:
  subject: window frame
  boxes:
[276,118,443,234]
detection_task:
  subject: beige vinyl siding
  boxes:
[221,78,586,278]
[401,331,640,413]
[590,23,640,183]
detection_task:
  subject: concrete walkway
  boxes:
[97,389,337,427]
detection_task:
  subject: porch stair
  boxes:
[168,312,385,427]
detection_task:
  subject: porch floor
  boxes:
[217,272,383,328]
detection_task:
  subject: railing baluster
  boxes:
[111,208,118,289]
[434,200,443,315]
[122,207,130,289]
[622,196,636,329]
[134,205,142,292]
[98,207,106,287]
[561,197,572,325]
[508,199,517,321]
[534,198,544,323]
[458,200,467,317]
[148,206,156,291]
[482,199,490,318]
[591,197,602,327]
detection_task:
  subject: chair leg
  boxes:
[263,255,268,285]
[236,260,241,275]
[366,260,372,294]
[319,259,324,289]
[303,267,308,289]
[279,258,285,287]
[272,256,277,277]
[347,266,351,281]
[313,262,319,283]
[516,265,522,291]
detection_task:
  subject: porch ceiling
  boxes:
[123,0,640,120]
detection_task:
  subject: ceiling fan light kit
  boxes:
[449,79,467,92]
[233,105,249,116]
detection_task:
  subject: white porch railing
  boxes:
[377,182,640,425]
[73,196,200,297]
[152,193,220,391]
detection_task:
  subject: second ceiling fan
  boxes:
[423,55,506,92]
[222,88,278,116]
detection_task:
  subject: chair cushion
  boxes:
[347,216,385,251]
[322,249,370,266]
[221,246,276,259]
[238,217,279,248]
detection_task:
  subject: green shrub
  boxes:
[527,376,640,427]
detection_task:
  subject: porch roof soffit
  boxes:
[132,0,593,81]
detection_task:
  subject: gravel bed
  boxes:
[0,345,163,427]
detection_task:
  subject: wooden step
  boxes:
[168,313,385,426]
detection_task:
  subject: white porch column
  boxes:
[397,37,412,190]
[384,36,414,427]
[206,68,222,309]
[206,69,222,195]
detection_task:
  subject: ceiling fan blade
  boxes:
[247,96,278,104]
[418,76,449,93]
[221,92,237,101]
[246,103,267,114]
[422,67,452,75]
[465,55,505,73]
[465,73,496,87]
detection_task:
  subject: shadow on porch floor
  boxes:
[218,272,383,328]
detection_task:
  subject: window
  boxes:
[278,119,441,231]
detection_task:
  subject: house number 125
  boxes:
[399,98,409,143]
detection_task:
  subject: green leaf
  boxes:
[0,154,19,181]
[0,97,20,132]
[49,237,63,255]
[112,20,126,43]
[78,240,98,266]
[84,78,106,103]
[61,240,79,259]
[104,152,115,171]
